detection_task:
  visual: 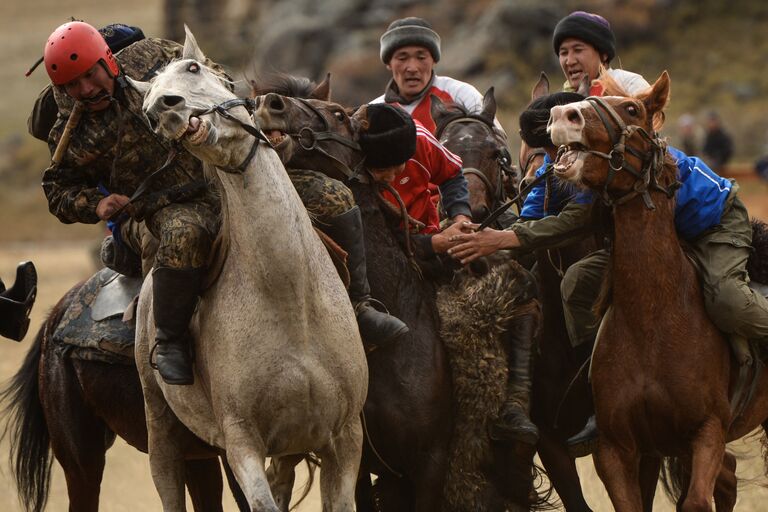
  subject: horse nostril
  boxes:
[566,108,582,124]
[162,95,184,107]
[267,94,285,112]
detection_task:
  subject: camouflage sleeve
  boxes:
[41,117,102,225]
[509,202,595,252]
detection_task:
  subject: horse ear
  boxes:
[350,104,369,138]
[182,24,206,61]
[642,71,671,118]
[311,73,332,101]
[430,94,448,122]
[531,72,549,100]
[576,75,591,96]
[126,76,151,95]
[479,87,497,124]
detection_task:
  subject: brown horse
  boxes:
[549,71,768,511]
[1,275,248,512]
[430,88,517,225]
[251,75,543,511]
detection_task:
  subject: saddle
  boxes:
[53,267,142,364]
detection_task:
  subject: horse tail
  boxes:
[0,316,56,512]
[659,456,688,504]
[528,462,558,511]
[289,454,320,511]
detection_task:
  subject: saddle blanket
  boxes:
[53,267,142,363]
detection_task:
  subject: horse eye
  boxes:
[626,104,638,116]
[333,111,345,121]
[187,62,200,74]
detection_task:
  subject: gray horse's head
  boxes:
[136,26,253,169]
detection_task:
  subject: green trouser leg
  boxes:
[687,194,768,342]
[560,249,609,348]
[560,250,609,456]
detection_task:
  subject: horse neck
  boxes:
[214,147,316,270]
[610,186,687,315]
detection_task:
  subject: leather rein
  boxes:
[575,96,679,210]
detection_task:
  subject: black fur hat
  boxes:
[553,11,616,63]
[360,104,417,168]
[518,92,584,149]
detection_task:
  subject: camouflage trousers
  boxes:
[119,198,220,276]
[561,189,768,346]
[288,169,356,226]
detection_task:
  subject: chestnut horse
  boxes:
[550,71,768,511]
[1,281,245,512]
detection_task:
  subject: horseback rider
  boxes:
[359,103,540,445]
[371,17,504,136]
[553,11,648,97]
[360,103,471,247]
[28,23,146,142]
[40,21,230,385]
[447,91,768,456]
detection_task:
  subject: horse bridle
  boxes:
[268,97,365,180]
[575,96,679,210]
[436,116,515,212]
[194,97,272,174]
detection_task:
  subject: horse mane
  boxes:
[250,73,319,99]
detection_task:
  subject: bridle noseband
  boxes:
[277,97,365,180]
[196,97,270,174]
[576,96,679,209]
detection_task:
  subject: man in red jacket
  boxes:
[359,103,471,255]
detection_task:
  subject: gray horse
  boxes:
[132,27,367,511]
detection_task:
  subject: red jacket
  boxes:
[380,121,466,234]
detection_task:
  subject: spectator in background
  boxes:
[702,111,734,175]
[677,113,698,156]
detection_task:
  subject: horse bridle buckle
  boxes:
[608,149,625,171]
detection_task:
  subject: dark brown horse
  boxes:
[1,278,249,512]
[430,88,517,225]
[251,75,542,511]
[550,71,768,511]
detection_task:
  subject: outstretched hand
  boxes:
[447,224,519,264]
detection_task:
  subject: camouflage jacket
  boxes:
[42,38,227,224]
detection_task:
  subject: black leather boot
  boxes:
[151,266,204,385]
[0,261,37,342]
[567,415,598,458]
[323,207,409,350]
[489,313,540,445]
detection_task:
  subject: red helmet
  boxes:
[44,21,119,85]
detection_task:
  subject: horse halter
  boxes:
[577,96,678,210]
[436,116,514,211]
[280,97,364,180]
[196,97,270,174]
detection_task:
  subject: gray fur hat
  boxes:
[380,17,441,64]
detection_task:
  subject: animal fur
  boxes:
[437,260,541,511]
[748,219,768,284]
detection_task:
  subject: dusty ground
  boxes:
[0,180,767,510]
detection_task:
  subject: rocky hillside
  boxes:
[206,0,767,161]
